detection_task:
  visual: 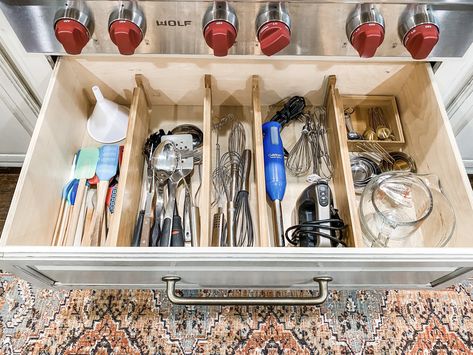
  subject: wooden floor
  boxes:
[0,169,472,234]
[0,168,20,233]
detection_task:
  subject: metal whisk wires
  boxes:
[228,120,246,156]
[286,117,312,176]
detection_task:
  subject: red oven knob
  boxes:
[204,21,237,57]
[346,4,385,58]
[399,5,439,60]
[202,3,238,57]
[256,4,291,56]
[109,20,143,55]
[350,23,385,58]
[108,4,146,56]
[403,24,439,60]
[54,19,90,55]
[258,21,291,56]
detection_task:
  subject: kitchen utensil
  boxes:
[171,124,203,246]
[350,155,381,189]
[132,161,149,247]
[229,120,246,156]
[160,134,194,247]
[74,185,93,246]
[152,140,179,247]
[65,147,99,246]
[86,144,119,246]
[289,182,346,248]
[211,207,226,247]
[57,179,79,246]
[286,120,312,177]
[262,121,286,247]
[215,151,242,246]
[354,142,395,167]
[222,151,242,246]
[211,114,233,208]
[171,124,204,165]
[344,107,363,140]
[87,86,129,144]
[53,178,77,246]
[360,172,455,247]
[308,107,333,181]
[171,204,184,247]
[52,152,78,245]
[368,106,392,141]
[140,148,155,248]
[235,149,254,247]
[380,151,417,173]
[132,211,145,247]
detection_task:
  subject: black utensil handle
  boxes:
[150,208,161,247]
[159,217,172,247]
[132,210,145,247]
[171,214,185,247]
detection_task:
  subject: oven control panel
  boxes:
[1,1,473,59]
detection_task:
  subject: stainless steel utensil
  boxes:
[216,151,242,246]
[286,121,312,177]
[344,107,363,140]
[228,120,246,157]
[160,134,194,247]
[153,141,180,247]
[235,149,254,247]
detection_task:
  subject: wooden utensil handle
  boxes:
[64,179,86,246]
[52,199,66,246]
[88,181,108,246]
[140,215,152,247]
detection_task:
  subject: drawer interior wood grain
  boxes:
[2,57,472,249]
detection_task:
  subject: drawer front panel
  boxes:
[2,248,472,289]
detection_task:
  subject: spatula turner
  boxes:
[65,147,99,246]
[86,145,119,246]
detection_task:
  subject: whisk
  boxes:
[310,107,333,180]
[211,114,234,208]
[235,149,254,247]
[229,120,246,156]
[216,151,242,246]
[286,117,312,176]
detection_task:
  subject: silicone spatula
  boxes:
[65,147,99,246]
[52,178,76,246]
[58,179,79,246]
[52,152,78,246]
[86,145,119,246]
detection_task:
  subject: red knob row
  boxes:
[203,20,290,57]
[55,18,144,56]
[350,22,439,60]
[54,13,438,60]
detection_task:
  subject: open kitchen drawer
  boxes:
[1,57,473,294]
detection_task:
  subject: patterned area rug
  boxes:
[1,274,472,354]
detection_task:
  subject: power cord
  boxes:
[270,96,306,128]
[285,209,347,247]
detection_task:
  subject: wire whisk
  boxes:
[286,120,312,176]
[228,121,246,156]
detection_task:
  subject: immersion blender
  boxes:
[262,121,287,247]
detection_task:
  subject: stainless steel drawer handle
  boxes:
[162,276,332,306]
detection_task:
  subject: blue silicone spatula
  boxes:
[65,147,99,246]
[86,145,119,246]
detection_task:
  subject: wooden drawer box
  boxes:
[1,57,473,292]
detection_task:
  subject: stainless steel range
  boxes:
[1,0,473,59]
